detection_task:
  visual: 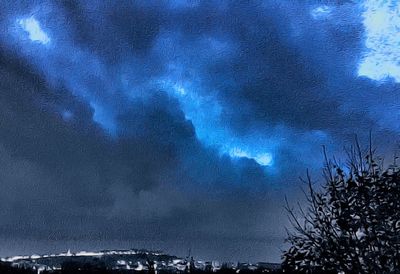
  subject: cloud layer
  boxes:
[0,0,399,262]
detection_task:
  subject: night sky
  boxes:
[0,0,399,263]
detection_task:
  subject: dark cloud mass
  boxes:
[0,0,399,263]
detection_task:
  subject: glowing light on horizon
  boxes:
[18,16,50,45]
[358,0,400,83]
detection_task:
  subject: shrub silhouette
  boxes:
[282,142,400,273]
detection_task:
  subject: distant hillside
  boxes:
[1,249,281,274]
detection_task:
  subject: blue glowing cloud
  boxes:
[158,76,276,167]
[229,147,273,166]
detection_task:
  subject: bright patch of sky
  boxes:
[18,16,50,45]
[311,5,333,19]
[229,147,273,166]
[358,0,400,83]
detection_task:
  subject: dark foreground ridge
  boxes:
[0,249,282,274]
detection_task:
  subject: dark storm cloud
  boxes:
[163,1,373,134]
[59,1,166,63]
[0,0,399,262]
[0,45,278,260]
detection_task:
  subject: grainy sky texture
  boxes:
[0,0,399,263]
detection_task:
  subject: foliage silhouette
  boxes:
[283,140,400,273]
